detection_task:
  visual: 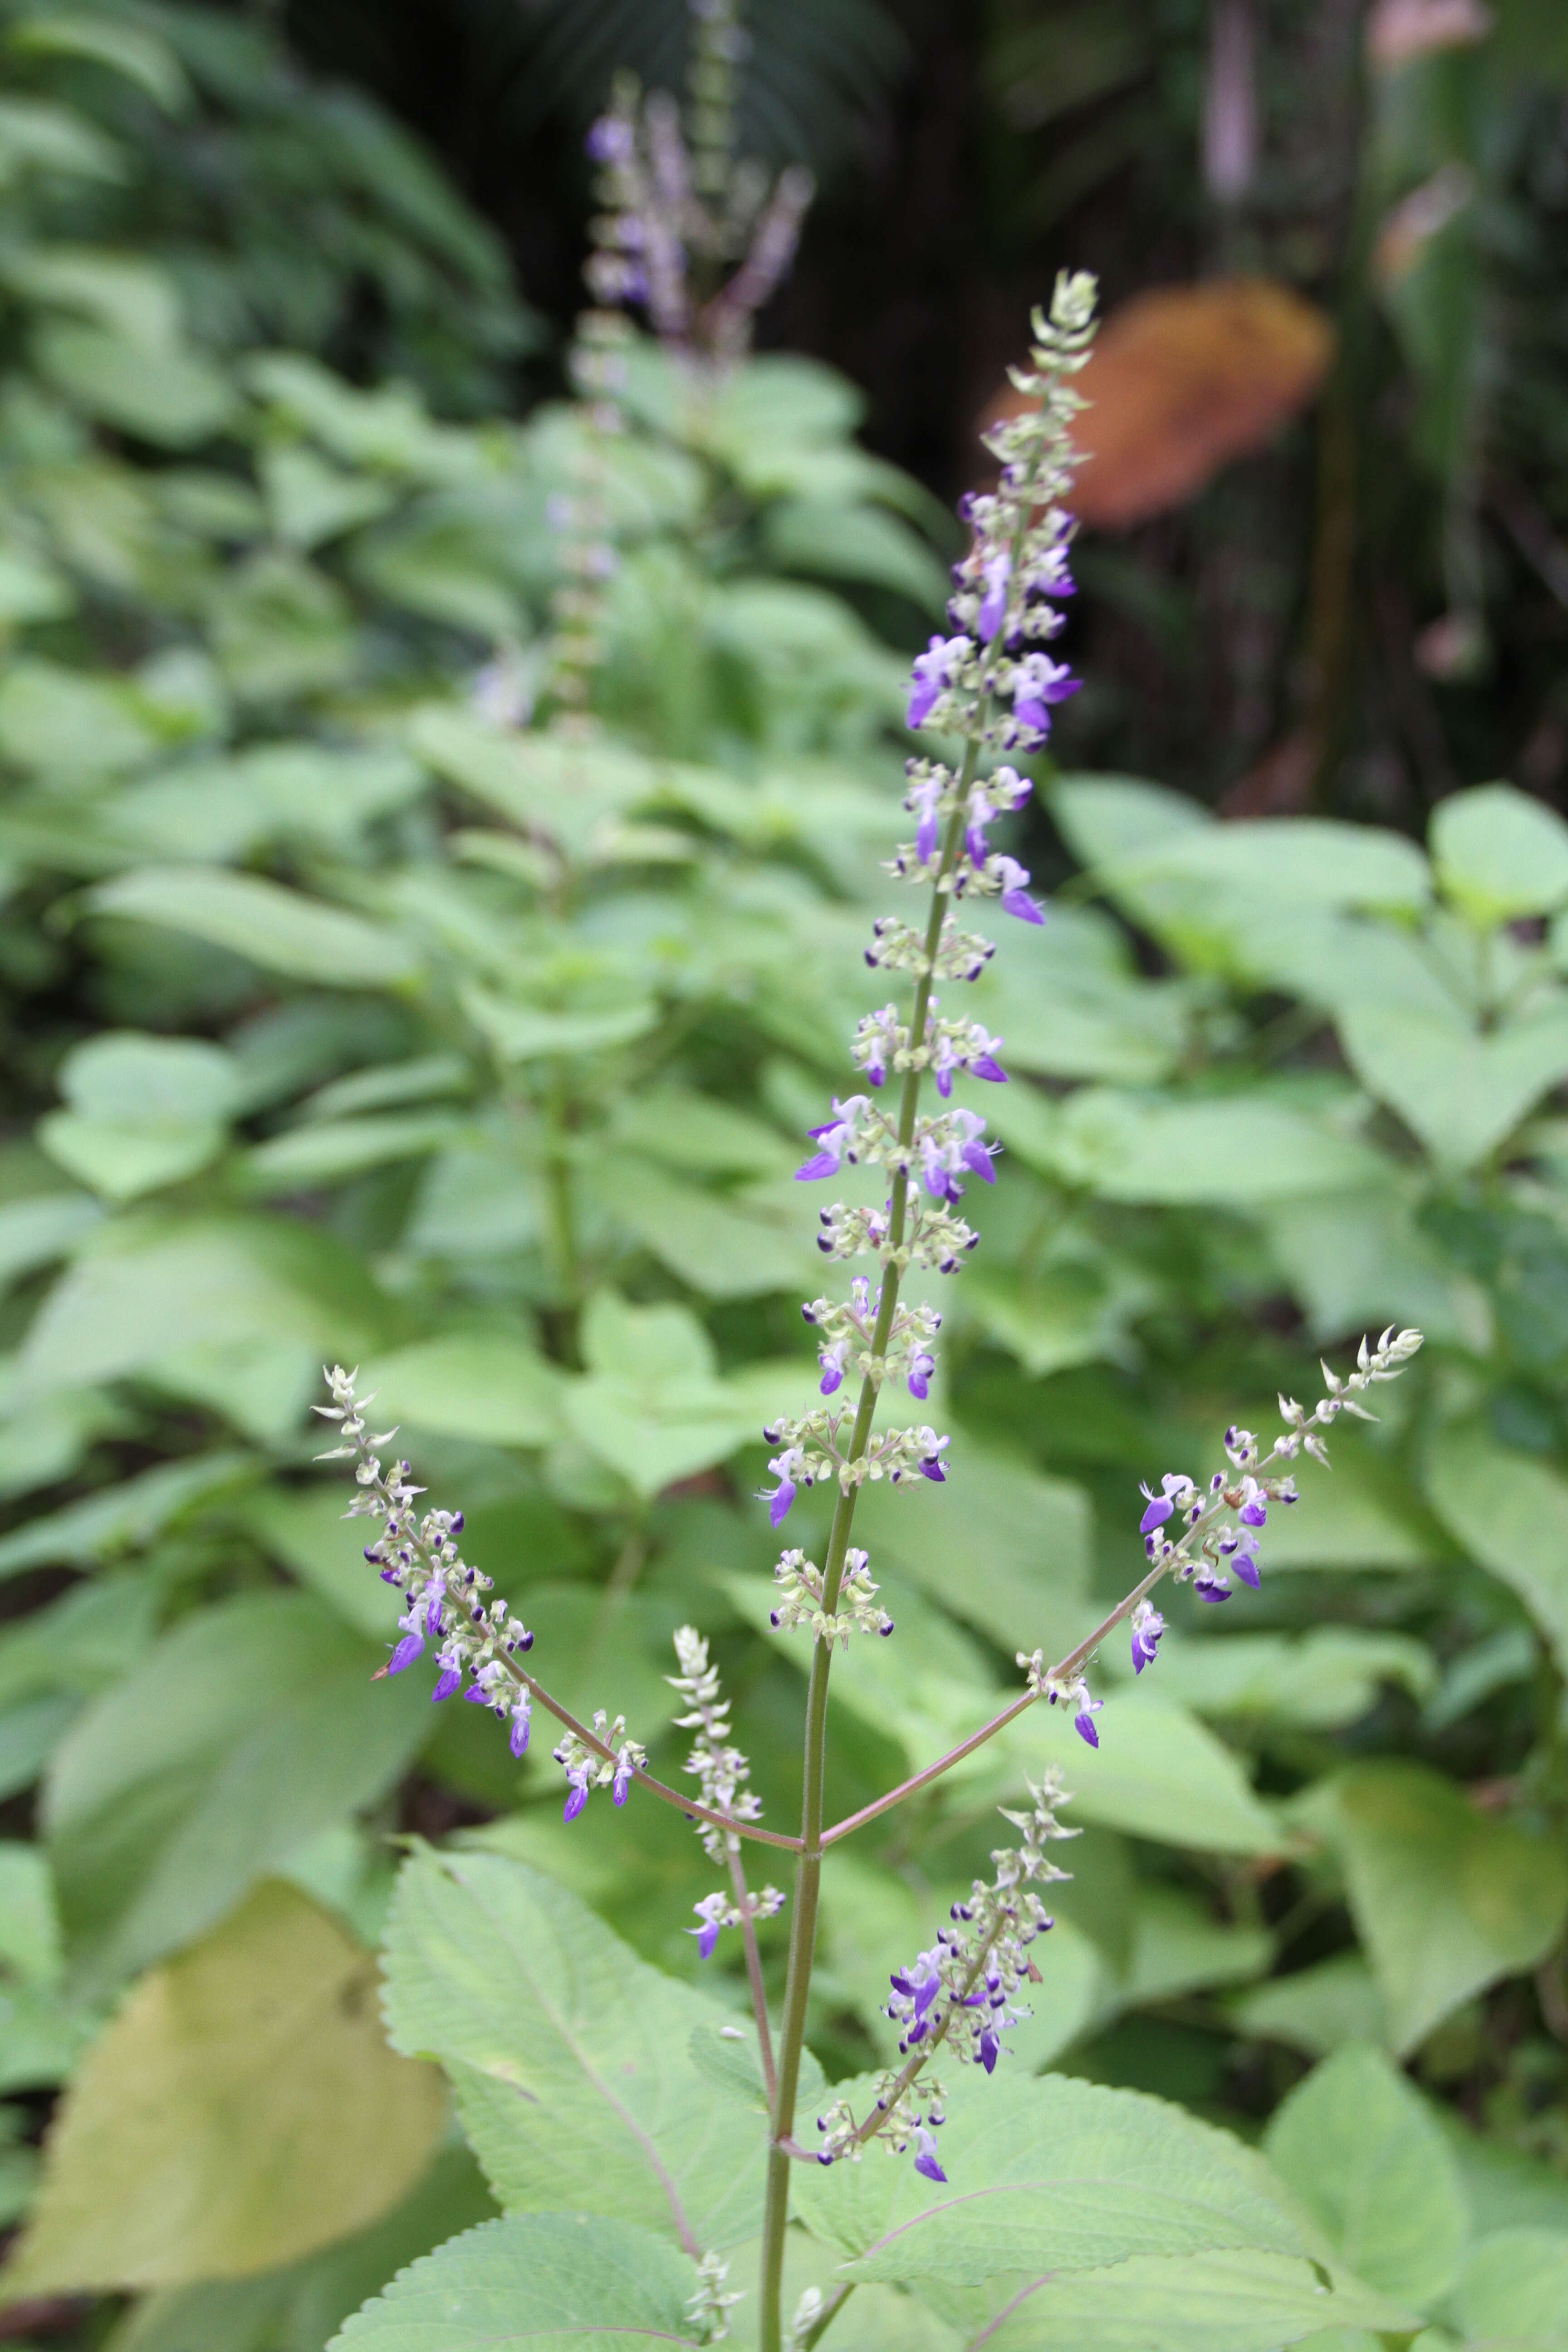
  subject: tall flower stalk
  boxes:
[317,272,1424,2351]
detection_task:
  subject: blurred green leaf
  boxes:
[1305,1763,1568,2054]
[1431,783,1568,928]
[1338,1000,1568,1169]
[44,1591,430,1983]
[1423,1422,1568,1672]
[1264,2044,1467,2305]
[89,867,418,986]
[33,322,234,446]
[1449,2227,1568,2346]
[0,1452,254,1580]
[7,1880,443,2292]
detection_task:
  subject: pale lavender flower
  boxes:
[1130,1601,1165,1674]
[991,856,1045,924]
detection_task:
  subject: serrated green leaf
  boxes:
[968,2248,1418,2352]
[89,868,417,986]
[44,1592,430,1984]
[1264,2044,1467,2305]
[380,1848,769,2253]
[1308,1763,1568,2054]
[7,1882,442,2292]
[1001,1695,1287,1856]
[796,2068,1325,2284]
[329,2213,700,2351]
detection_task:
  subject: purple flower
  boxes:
[1139,1487,1174,1536]
[907,633,970,730]
[1237,1477,1268,1528]
[464,1683,491,1704]
[978,552,1012,642]
[1227,1529,1262,1588]
[979,2027,1000,2073]
[769,1478,796,1527]
[907,1351,935,1401]
[585,114,634,165]
[992,856,1045,924]
[689,1895,727,1959]
[961,1139,997,1184]
[795,1096,866,1183]
[564,1778,589,1824]
[431,1666,462,1703]
[1075,1698,1102,1747]
[1193,1565,1231,1604]
[1130,1603,1165,1674]
[387,1631,424,1675]
[912,2127,947,2184]
[509,1698,531,1758]
[1011,652,1079,736]
[612,1750,634,1805]
[818,1340,849,1397]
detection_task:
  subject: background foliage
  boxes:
[0,1,1567,2347]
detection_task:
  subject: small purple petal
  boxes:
[769,1479,797,1529]
[1139,1496,1174,1535]
[970,1055,1008,1083]
[564,1783,588,1823]
[432,1669,462,1703]
[695,1920,720,1959]
[919,1459,946,1483]
[510,1715,530,1759]
[1240,1501,1268,1527]
[916,814,938,863]
[1001,890,1045,924]
[820,1366,842,1396]
[387,1632,424,1675]
[1075,1712,1099,1749]
[795,1150,839,1182]
[1232,1549,1261,1589]
[980,2029,1000,2073]
[961,1141,996,1182]
[914,2152,948,2184]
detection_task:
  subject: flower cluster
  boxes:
[813,1194,978,1277]
[761,1408,949,1526]
[1016,1652,1104,1747]
[770,1548,894,1645]
[553,1714,646,1823]
[801,1280,939,1399]
[686,2249,744,2345]
[863,911,996,982]
[314,1367,536,1761]
[851,1000,1009,1099]
[668,1628,786,1959]
[795,1095,998,1202]
[816,1773,1077,2181]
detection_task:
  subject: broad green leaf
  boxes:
[854,1441,1093,1656]
[0,1841,62,1982]
[410,706,652,858]
[1117,1888,1272,2008]
[965,913,1191,1084]
[0,1975,96,2094]
[1432,783,1568,927]
[358,1332,561,1449]
[608,1088,793,1176]
[44,1591,431,1984]
[7,1882,442,2291]
[581,1287,715,1383]
[460,986,657,1063]
[55,1033,240,1123]
[113,747,424,862]
[1051,774,1213,870]
[960,1251,1155,1378]
[246,353,480,481]
[0,1451,254,1580]
[762,495,948,609]
[6,15,190,109]
[329,2213,700,2352]
[260,443,399,549]
[241,1110,462,1194]
[1102,1629,1435,1728]
[0,95,124,183]
[0,1695,78,1803]
[33,321,234,446]
[240,1485,398,1640]
[89,868,418,986]
[15,1214,395,1397]
[38,1110,225,1201]
[1450,2228,1568,2346]
[1231,1954,1388,2059]
[0,1190,100,1289]
[1264,2044,1467,2305]
[0,656,157,774]
[1338,1000,1568,1168]
[0,1570,162,1707]
[1054,1090,1384,1203]
[797,2068,1325,2284]
[209,550,357,699]
[106,2146,496,2352]
[597,1152,808,1298]
[1262,1186,1488,1352]
[1003,1694,1287,1856]
[1422,1422,1568,1673]
[1,247,183,344]
[971,2249,1417,2352]
[381,1847,769,2252]
[1308,1763,1568,2053]
[1093,814,1431,914]
[1436,2116,1568,2237]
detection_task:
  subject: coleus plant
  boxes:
[314,276,1423,2350]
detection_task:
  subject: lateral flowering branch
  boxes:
[313,1367,800,1854]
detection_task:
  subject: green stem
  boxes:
[757,751,980,2351]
